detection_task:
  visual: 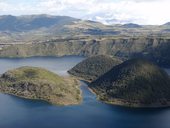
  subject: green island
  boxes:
[68,55,122,81]
[89,58,170,107]
[0,66,82,105]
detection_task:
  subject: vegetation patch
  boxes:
[90,59,170,107]
[68,55,122,81]
[0,66,82,105]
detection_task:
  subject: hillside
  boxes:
[163,22,170,26]
[0,15,77,32]
[0,14,170,43]
[121,23,142,28]
[0,15,170,67]
[68,55,122,81]
[0,37,170,67]
[137,42,170,67]
[0,66,82,105]
[90,59,170,107]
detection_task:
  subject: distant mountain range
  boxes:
[121,23,142,28]
[0,14,169,33]
[0,14,170,44]
[0,15,77,32]
[0,15,170,67]
[163,22,170,26]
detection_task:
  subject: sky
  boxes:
[0,0,169,25]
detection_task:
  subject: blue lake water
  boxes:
[0,56,170,128]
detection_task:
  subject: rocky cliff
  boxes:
[0,37,170,67]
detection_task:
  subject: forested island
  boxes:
[89,59,170,107]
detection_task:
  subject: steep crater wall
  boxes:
[0,37,170,67]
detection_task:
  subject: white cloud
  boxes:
[0,0,169,25]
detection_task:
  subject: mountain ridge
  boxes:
[0,14,78,32]
[0,14,169,32]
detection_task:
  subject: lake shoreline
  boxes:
[0,56,170,128]
[70,74,170,108]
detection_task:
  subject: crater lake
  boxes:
[0,56,170,128]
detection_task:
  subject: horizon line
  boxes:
[0,14,168,26]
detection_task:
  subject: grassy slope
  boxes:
[0,66,82,105]
[3,66,64,83]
